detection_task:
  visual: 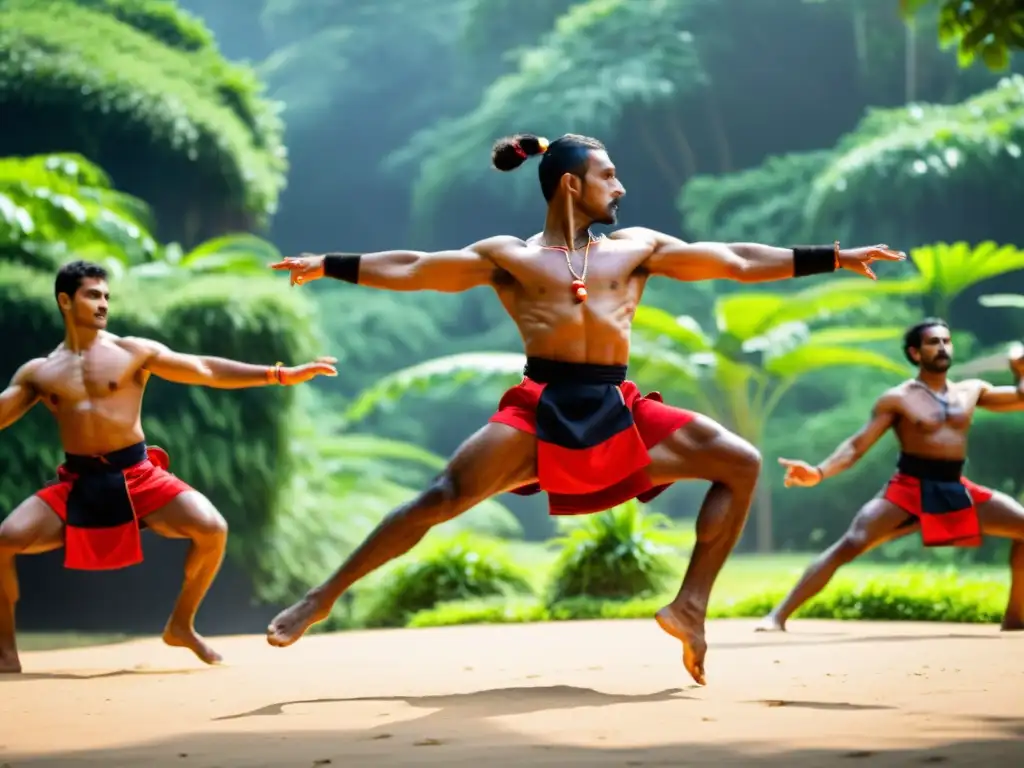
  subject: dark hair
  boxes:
[902,317,949,364]
[491,132,606,201]
[55,260,108,305]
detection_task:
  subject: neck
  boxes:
[64,322,99,354]
[916,369,948,391]
[542,202,594,250]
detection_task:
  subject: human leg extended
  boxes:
[143,491,229,664]
[0,497,64,673]
[756,498,914,632]
[640,414,761,684]
[266,422,537,647]
[975,491,1024,630]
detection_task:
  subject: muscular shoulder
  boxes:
[608,227,664,247]
[11,357,46,386]
[469,235,527,260]
[874,386,908,414]
[116,335,165,360]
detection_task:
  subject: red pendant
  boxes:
[571,279,587,303]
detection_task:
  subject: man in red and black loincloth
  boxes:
[0,260,337,672]
[268,132,903,684]
[759,318,1024,633]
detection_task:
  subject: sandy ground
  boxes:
[1,619,1023,767]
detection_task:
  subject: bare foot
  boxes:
[655,604,707,686]
[0,645,21,674]
[754,615,786,633]
[266,594,332,648]
[162,622,223,665]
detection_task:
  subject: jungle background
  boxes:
[3,0,1024,643]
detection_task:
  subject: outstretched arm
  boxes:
[270,236,519,293]
[613,227,904,283]
[975,358,1024,411]
[779,394,899,487]
[124,338,337,389]
[0,360,43,430]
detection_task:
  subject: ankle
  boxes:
[670,593,708,621]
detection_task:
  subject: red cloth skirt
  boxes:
[489,357,696,515]
[36,443,192,570]
[883,453,992,547]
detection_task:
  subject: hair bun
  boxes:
[491,133,549,171]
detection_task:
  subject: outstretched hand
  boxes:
[778,457,822,488]
[281,356,338,385]
[838,245,906,280]
[269,254,325,286]
[1009,341,1024,378]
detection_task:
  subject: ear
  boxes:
[57,292,72,312]
[559,172,582,198]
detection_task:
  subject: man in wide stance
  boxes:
[268,132,903,684]
[758,318,1024,632]
[0,260,337,673]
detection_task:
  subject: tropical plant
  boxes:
[0,153,157,270]
[811,241,1024,319]
[627,285,908,551]
[545,500,689,602]
[0,0,287,245]
[901,0,1024,71]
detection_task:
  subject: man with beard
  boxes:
[267,132,904,684]
[758,318,1024,633]
[0,260,338,673]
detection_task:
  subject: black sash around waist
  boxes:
[524,357,627,386]
[896,452,965,483]
[63,442,149,475]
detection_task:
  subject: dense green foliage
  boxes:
[681,75,1024,246]
[902,0,1024,70]
[0,0,287,244]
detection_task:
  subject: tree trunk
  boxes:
[755,477,773,553]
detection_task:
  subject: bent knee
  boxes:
[720,437,762,483]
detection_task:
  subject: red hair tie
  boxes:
[512,143,527,159]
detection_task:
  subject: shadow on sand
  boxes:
[8,685,1022,766]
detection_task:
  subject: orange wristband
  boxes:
[833,240,840,270]
[267,362,284,385]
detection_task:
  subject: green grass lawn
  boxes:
[17,632,132,652]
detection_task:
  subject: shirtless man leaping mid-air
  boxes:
[758,318,1024,633]
[0,260,337,673]
[268,132,904,684]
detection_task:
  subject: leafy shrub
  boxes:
[357,533,533,628]
[0,1,287,240]
[545,501,690,602]
[407,568,1008,627]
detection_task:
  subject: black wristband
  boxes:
[323,253,361,284]
[792,244,838,277]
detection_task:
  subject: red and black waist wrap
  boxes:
[883,452,990,547]
[492,356,696,515]
[62,443,151,568]
[525,357,638,494]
